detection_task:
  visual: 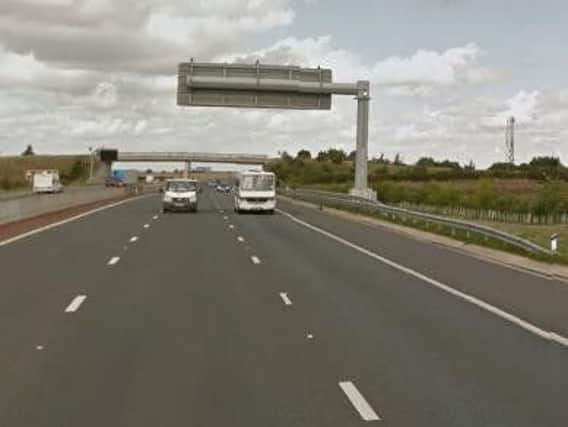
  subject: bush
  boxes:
[471,179,497,209]
[60,159,88,184]
[0,177,16,190]
[531,182,565,215]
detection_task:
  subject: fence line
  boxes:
[395,202,568,225]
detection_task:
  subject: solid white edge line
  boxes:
[0,195,153,248]
[277,208,568,348]
[280,196,568,285]
[251,255,261,265]
[279,292,292,306]
[65,295,87,313]
[108,256,120,265]
[339,381,381,421]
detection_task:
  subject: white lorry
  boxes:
[32,170,63,194]
[233,170,276,214]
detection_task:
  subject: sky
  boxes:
[1,0,568,168]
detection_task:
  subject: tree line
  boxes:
[271,149,568,183]
[268,150,568,216]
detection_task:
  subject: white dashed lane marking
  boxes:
[339,381,381,422]
[130,236,138,243]
[108,256,120,266]
[237,236,245,243]
[65,295,87,313]
[251,256,261,265]
[279,292,292,306]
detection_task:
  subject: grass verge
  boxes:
[481,222,567,263]
[284,193,564,266]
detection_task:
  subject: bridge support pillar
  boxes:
[350,81,376,200]
[183,161,191,178]
[103,162,112,179]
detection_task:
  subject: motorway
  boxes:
[0,187,567,426]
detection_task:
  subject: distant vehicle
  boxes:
[32,170,63,194]
[216,183,231,193]
[105,176,124,187]
[145,175,155,184]
[110,169,126,184]
[108,169,139,187]
[233,170,276,214]
[162,179,199,213]
[122,170,139,185]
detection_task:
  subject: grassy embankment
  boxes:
[0,155,91,191]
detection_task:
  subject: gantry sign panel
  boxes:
[177,62,332,110]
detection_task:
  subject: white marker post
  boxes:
[550,233,558,253]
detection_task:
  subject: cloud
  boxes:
[505,90,540,123]
[87,82,119,109]
[482,90,540,128]
[146,9,294,47]
[0,45,87,89]
[220,35,367,82]
[225,37,493,96]
[0,0,296,74]
[372,43,493,91]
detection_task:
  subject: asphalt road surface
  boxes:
[0,188,567,426]
[0,185,106,202]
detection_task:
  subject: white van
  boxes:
[162,179,199,213]
[234,171,276,214]
[32,170,63,194]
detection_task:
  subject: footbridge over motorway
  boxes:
[97,150,270,179]
[116,152,269,165]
